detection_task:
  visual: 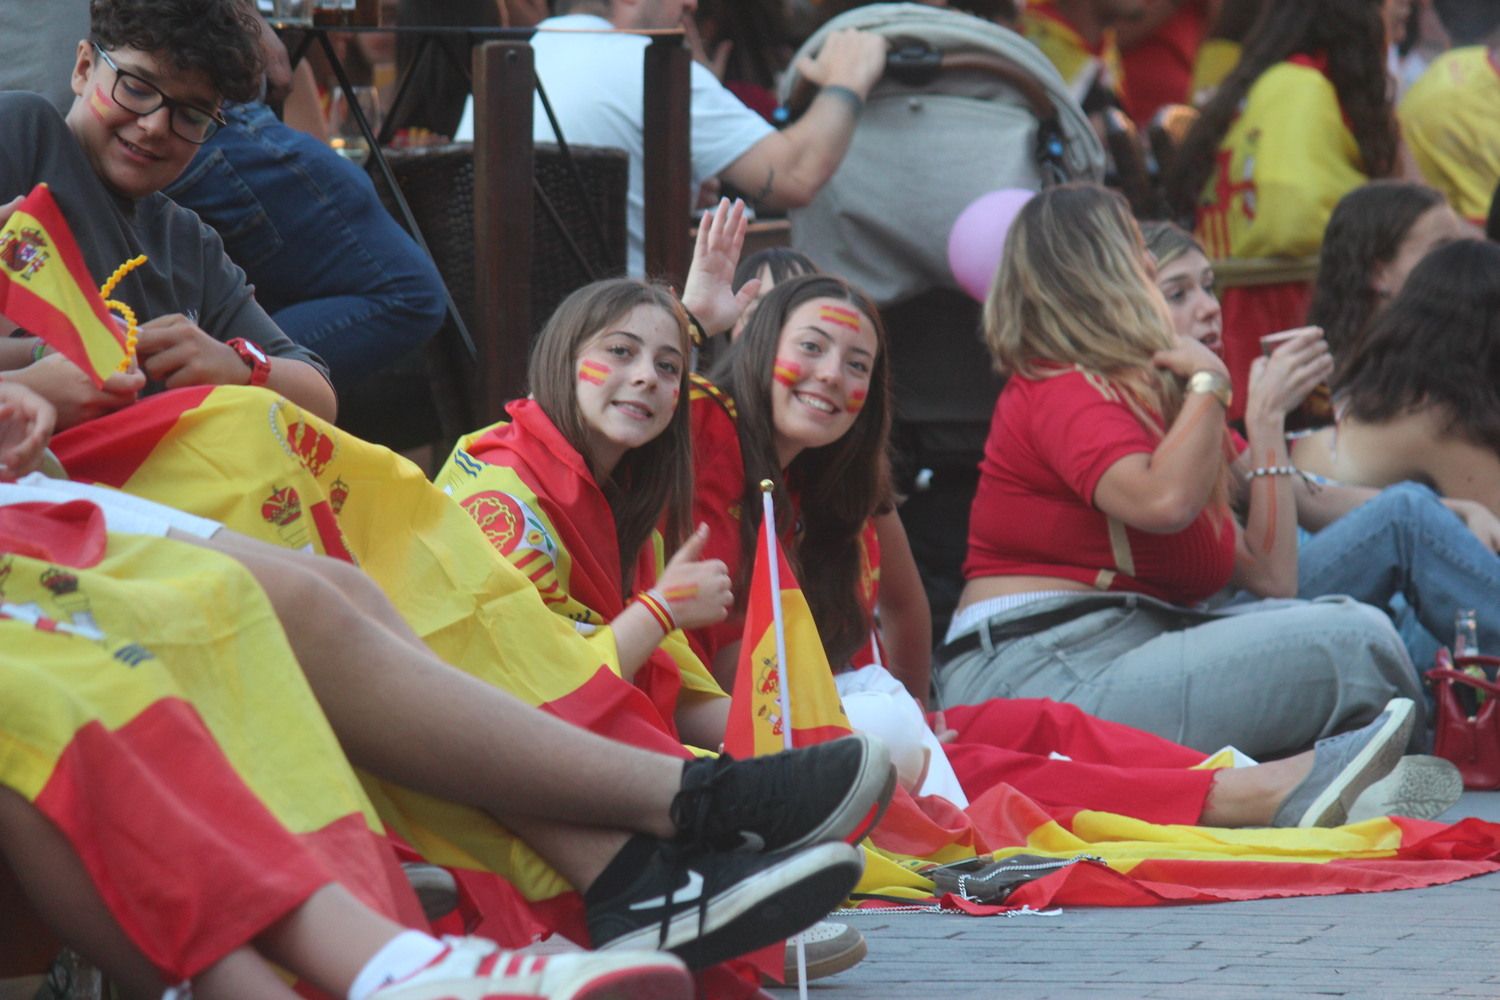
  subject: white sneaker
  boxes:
[372,936,692,1000]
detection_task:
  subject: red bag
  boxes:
[1425,648,1500,790]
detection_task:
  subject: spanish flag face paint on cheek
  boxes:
[847,387,867,414]
[773,359,802,388]
[87,84,115,123]
[578,359,610,386]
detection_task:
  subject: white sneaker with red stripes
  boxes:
[371,936,692,1000]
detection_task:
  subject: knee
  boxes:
[1372,481,1442,522]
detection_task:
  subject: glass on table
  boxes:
[269,0,314,25]
[327,85,382,166]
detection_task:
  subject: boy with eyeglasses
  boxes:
[0,0,337,424]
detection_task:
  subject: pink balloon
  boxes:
[947,188,1036,303]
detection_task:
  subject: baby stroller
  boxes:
[778,4,1104,635]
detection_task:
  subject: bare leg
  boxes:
[1200,753,1314,827]
[191,949,303,1000]
[253,884,407,997]
[0,787,164,999]
[171,529,680,839]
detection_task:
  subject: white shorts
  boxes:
[2,473,222,540]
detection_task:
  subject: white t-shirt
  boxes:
[456,14,773,275]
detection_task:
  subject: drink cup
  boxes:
[1260,329,1314,357]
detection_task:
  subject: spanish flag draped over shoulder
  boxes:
[48,388,770,996]
[0,184,128,385]
[0,503,418,980]
[436,398,725,742]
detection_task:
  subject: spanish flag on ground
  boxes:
[49,387,766,998]
[0,502,418,981]
[0,184,129,385]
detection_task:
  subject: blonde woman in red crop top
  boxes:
[934,183,1423,763]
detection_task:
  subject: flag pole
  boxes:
[760,480,795,753]
[761,480,808,998]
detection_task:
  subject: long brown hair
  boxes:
[529,278,693,593]
[710,274,892,667]
[1167,0,1397,223]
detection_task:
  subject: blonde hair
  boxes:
[984,184,1182,427]
[984,184,1234,510]
[1140,219,1206,274]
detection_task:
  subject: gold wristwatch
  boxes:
[1187,370,1232,410]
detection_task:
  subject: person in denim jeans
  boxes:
[166,101,447,388]
[1145,221,1500,668]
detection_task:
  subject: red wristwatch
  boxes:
[226,337,272,387]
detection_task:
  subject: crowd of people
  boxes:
[3,0,1500,998]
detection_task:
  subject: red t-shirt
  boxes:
[964,368,1236,606]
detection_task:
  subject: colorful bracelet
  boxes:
[1247,465,1301,479]
[682,308,709,347]
[635,589,677,635]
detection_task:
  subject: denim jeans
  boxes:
[165,102,446,386]
[1298,482,1500,666]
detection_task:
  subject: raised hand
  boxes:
[681,198,761,338]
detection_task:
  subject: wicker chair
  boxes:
[339,140,629,454]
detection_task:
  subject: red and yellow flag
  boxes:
[0,184,129,385]
[0,509,417,980]
[724,517,851,758]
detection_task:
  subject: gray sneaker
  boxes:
[1346,755,1464,823]
[1272,697,1416,828]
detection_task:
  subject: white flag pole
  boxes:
[760,480,808,999]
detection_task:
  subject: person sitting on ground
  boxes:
[683,257,1446,827]
[1302,180,1470,370]
[1167,0,1398,420]
[454,0,889,276]
[1398,0,1500,227]
[162,4,448,389]
[1145,218,1500,676]
[936,182,1423,761]
[0,376,884,986]
[1,381,694,1000]
[0,0,336,422]
[1294,238,1500,519]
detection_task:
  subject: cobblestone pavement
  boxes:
[774,792,1500,999]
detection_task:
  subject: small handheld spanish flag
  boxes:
[0,183,131,387]
[724,482,852,759]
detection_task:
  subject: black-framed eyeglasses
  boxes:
[91,43,226,145]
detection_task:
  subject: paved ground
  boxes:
[773,792,1500,1000]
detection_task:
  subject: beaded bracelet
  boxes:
[1247,465,1300,479]
[634,589,677,635]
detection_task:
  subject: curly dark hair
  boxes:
[1335,239,1500,452]
[1166,0,1397,222]
[710,273,893,668]
[91,0,264,104]
[1307,181,1446,363]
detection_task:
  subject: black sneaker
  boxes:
[586,841,864,971]
[671,733,896,854]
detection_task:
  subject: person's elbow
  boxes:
[1235,558,1299,600]
[1118,490,1204,535]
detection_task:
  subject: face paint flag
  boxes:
[0,184,130,387]
[724,514,851,758]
